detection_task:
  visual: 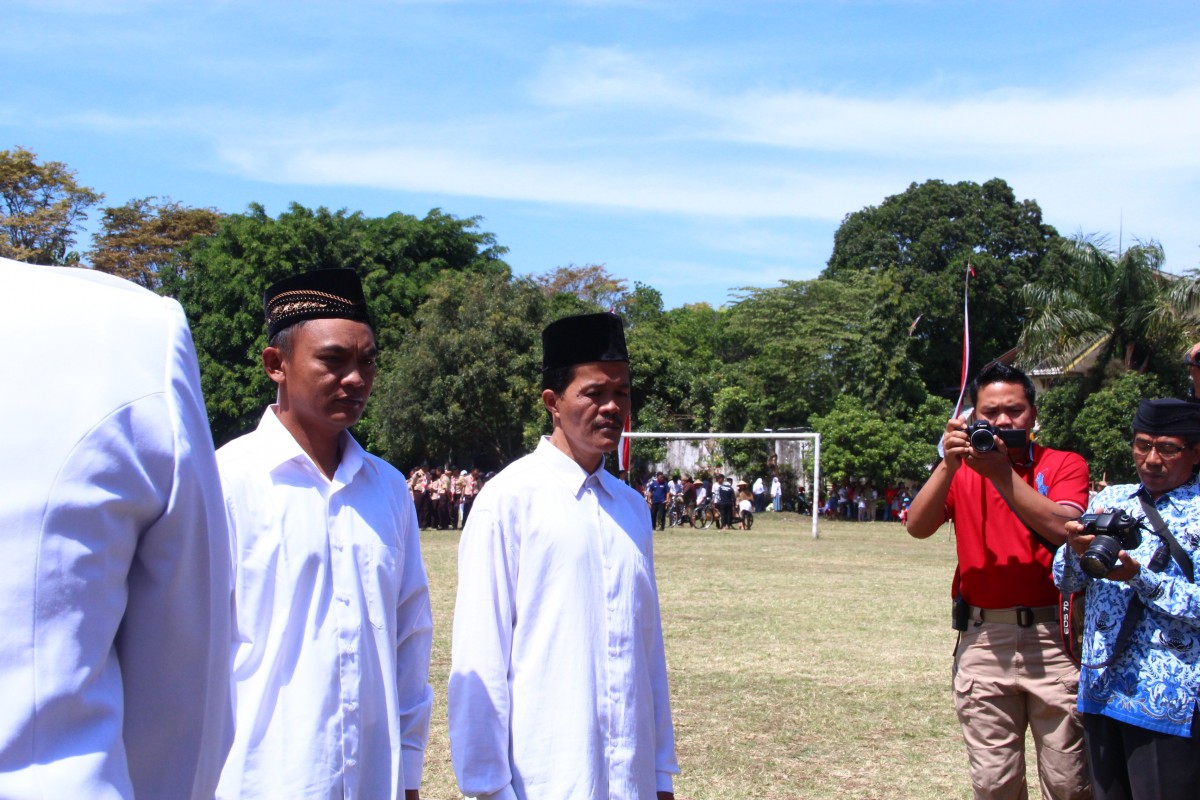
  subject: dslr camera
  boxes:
[1078,510,1143,579]
[965,421,1028,452]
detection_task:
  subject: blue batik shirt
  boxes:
[1054,477,1200,736]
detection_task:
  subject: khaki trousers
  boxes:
[953,620,1092,800]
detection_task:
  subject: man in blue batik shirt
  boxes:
[1054,398,1200,800]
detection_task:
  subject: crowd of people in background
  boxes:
[410,461,913,533]
[405,465,492,530]
[625,468,916,530]
[820,481,914,523]
[625,468,815,532]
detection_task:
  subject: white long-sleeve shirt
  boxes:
[216,408,433,800]
[449,438,678,800]
[0,259,233,799]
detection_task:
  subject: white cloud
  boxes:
[50,31,1198,272]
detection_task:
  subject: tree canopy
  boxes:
[90,197,223,290]
[825,178,1060,399]
[8,145,1190,487]
[810,394,951,486]
[164,202,512,446]
[370,271,547,469]
[0,146,102,264]
[1018,235,1181,377]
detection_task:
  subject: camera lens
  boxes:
[1080,535,1123,579]
[970,427,996,451]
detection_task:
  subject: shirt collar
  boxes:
[534,436,615,499]
[256,406,365,486]
[1126,474,1200,509]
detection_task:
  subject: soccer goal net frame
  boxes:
[620,431,822,539]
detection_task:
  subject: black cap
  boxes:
[541,312,628,372]
[1132,398,1200,438]
[264,268,371,339]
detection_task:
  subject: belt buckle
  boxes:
[1015,606,1034,627]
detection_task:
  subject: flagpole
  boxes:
[953,261,974,418]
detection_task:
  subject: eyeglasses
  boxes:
[1185,355,1200,368]
[1132,439,1189,458]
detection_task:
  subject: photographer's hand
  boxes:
[962,438,1013,482]
[906,417,968,539]
[941,418,970,473]
[1065,516,1140,579]
[1107,551,1141,582]
[1065,519,1094,558]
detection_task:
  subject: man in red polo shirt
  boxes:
[907,362,1091,800]
[1185,342,1200,402]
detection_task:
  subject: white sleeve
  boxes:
[646,544,679,793]
[117,299,234,800]
[395,493,434,789]
[448,506,519,800]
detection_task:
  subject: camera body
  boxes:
[1078,510,1143,579]
[966,421,1028,452]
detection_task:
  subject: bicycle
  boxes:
[693,499,716,529]
[667,496,687,528]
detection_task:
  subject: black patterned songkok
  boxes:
[263,268,371,339]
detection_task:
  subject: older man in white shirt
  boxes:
[216,268,433,800]
[449,312,679,800]
[0,258,233,799]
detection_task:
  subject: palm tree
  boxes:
[1018,235,1178,375]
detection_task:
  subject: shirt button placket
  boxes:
[589,477,623,770]
[329,494,360,798]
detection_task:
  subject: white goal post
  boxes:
[620,431,822,539]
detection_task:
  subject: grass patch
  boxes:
[417,513,1041,799]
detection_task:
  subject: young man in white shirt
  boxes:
[449,312,678,800]
[216,269,433,800]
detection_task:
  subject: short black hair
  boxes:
[968,361,1036,408]
[541,365,577,395]
[268,317,377,359]
[267,319,312,358]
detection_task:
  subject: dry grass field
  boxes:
[416,513,1044,799]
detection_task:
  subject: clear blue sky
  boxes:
[5,0,1198,309]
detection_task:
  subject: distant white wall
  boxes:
[647,437,812,488]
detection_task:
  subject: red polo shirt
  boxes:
[944,444,1088,608]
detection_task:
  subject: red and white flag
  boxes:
[619,415,631,473]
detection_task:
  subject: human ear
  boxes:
[262,346,286,386]
[542,388,560,418]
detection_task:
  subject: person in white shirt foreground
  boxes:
[449,311,679,800]
[0,258,233,799]
[215,268,433,800]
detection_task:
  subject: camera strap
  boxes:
[1136,491,1195,584]
[1080,493,1194,670]
[1017,525,1089,665]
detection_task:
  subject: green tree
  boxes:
[623,289,731,463]
[0,146,102,264]
[811,394,951,486]
[89,197,222,289]
[1071,370,1169,483]
[810,398,908,485]
[825,178,1059,399]
[164,203,511,447]
[1031,379,1091,455]
[371,271,546,469]
[722,276,927,427]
